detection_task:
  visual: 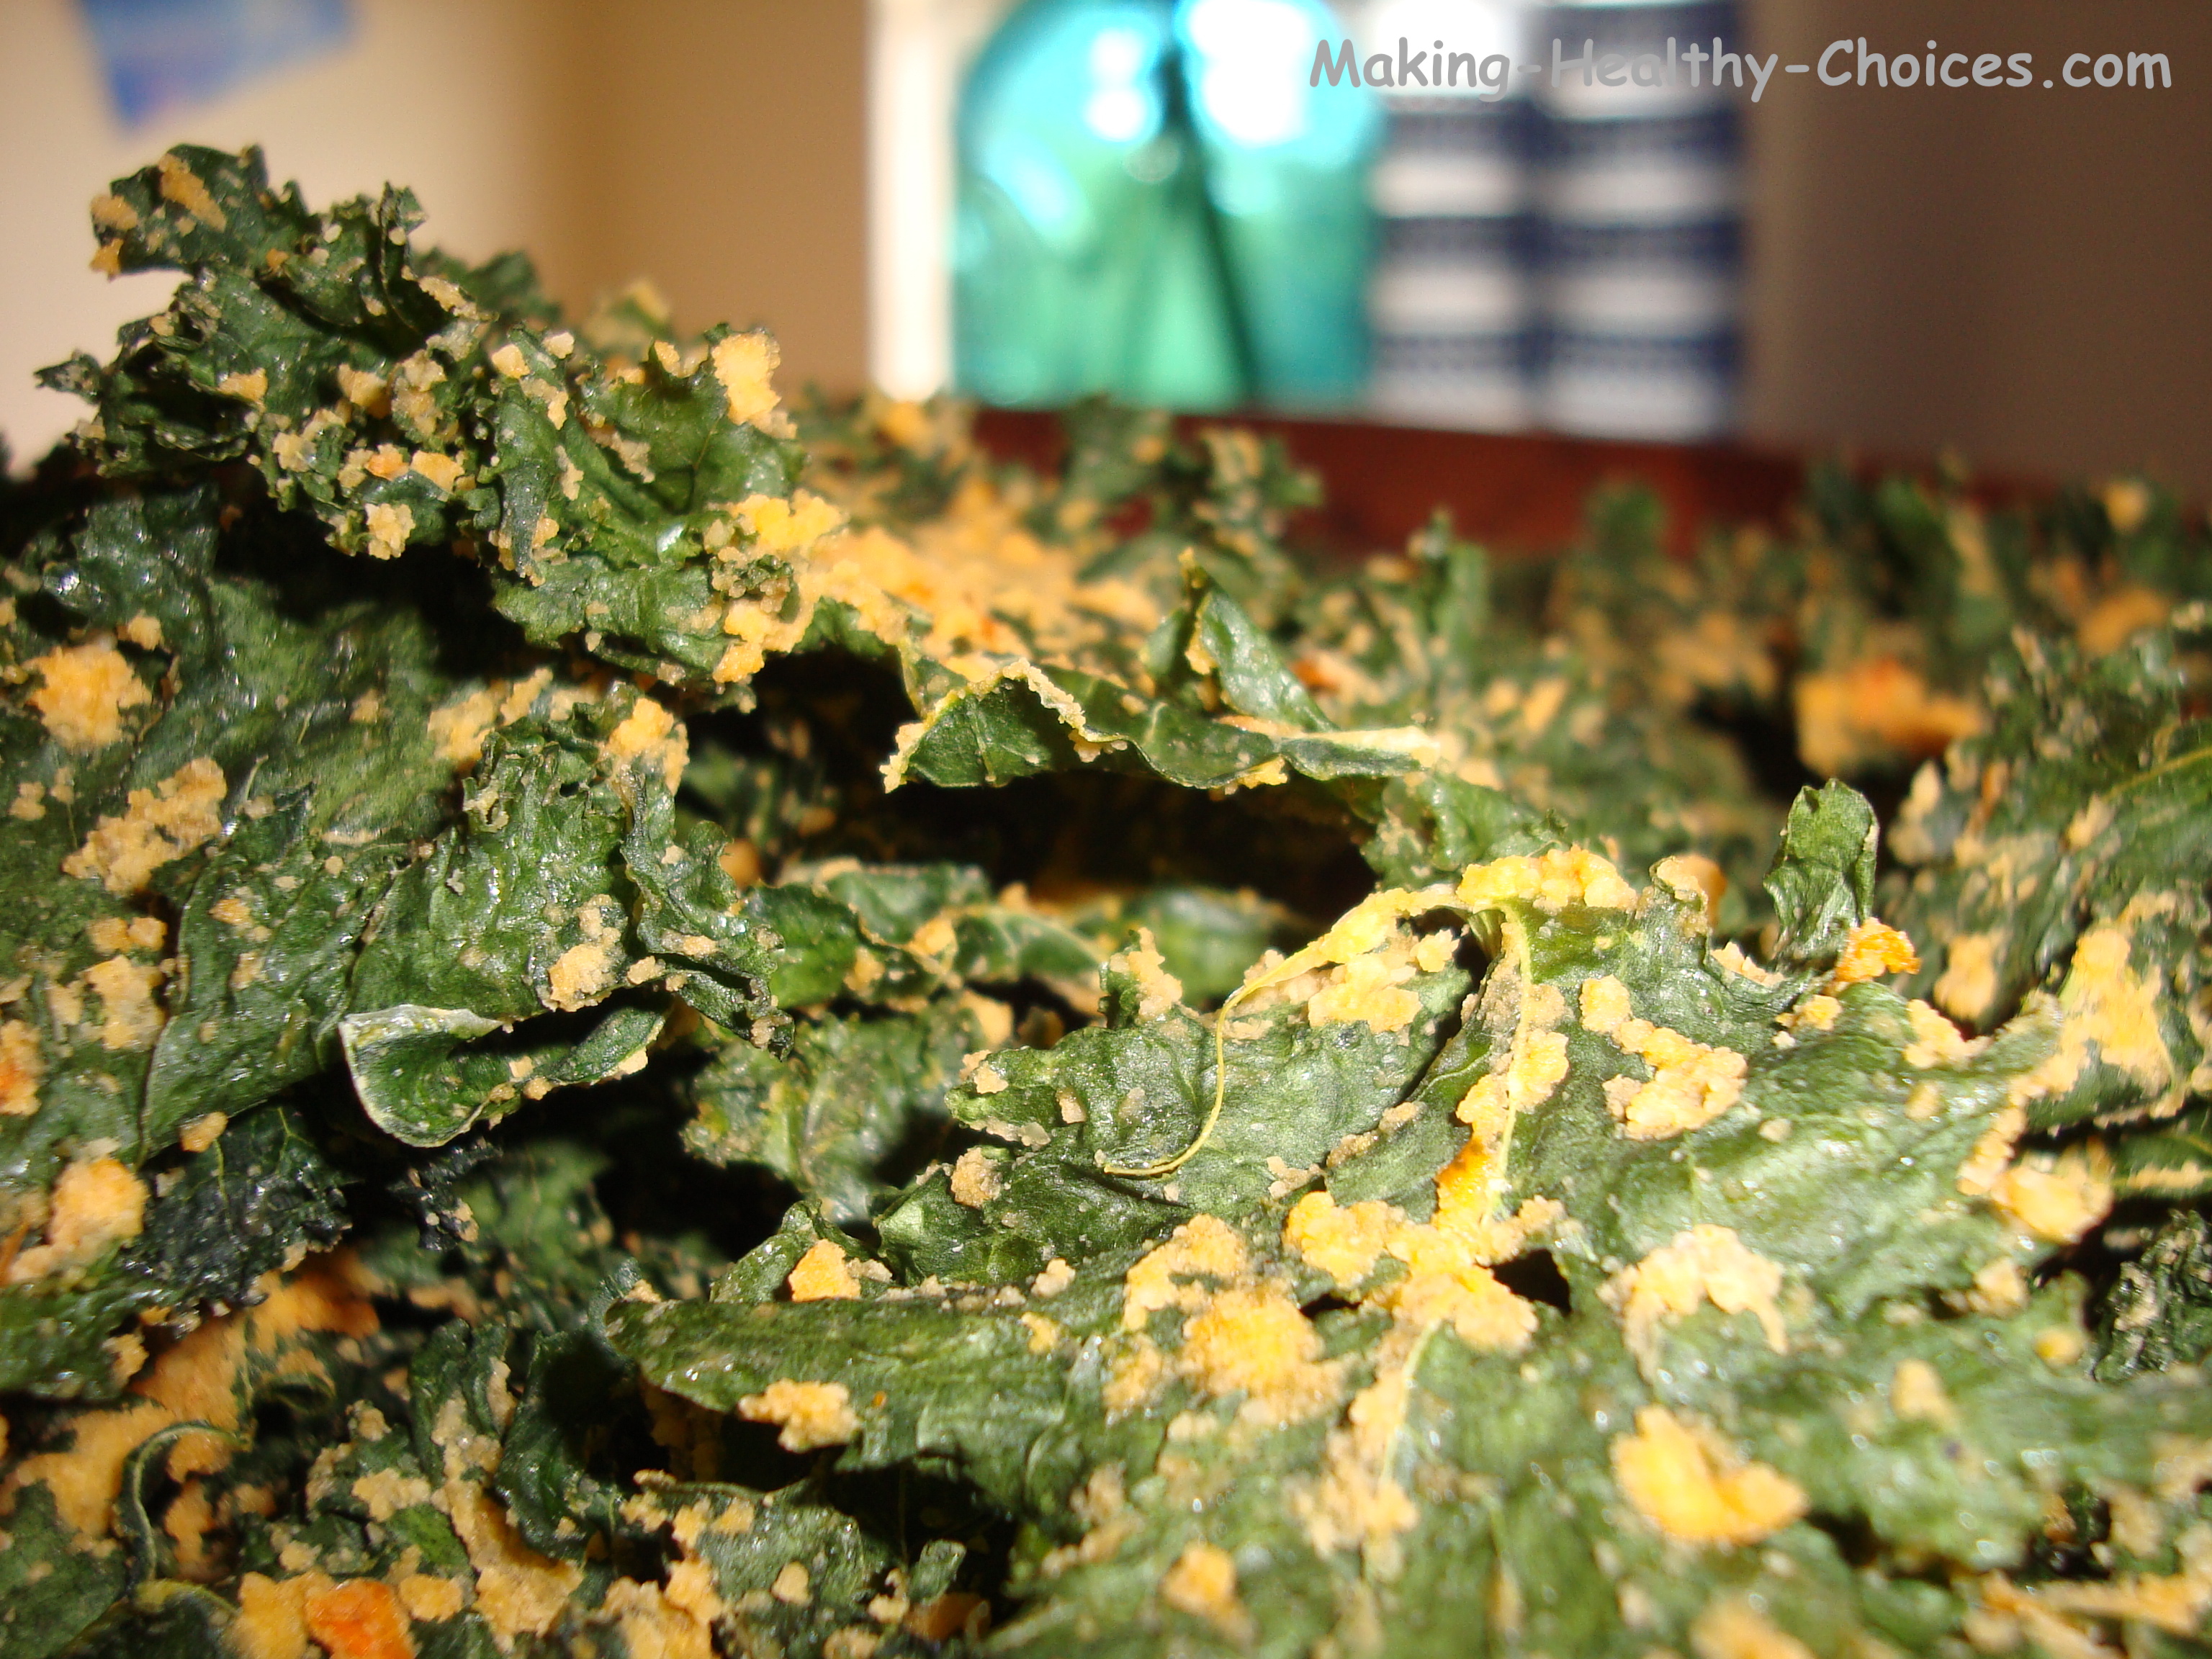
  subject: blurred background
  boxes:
[1,0,2207,493]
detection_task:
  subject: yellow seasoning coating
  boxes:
[737,1380,860,1452]
[1611,1406,1807,1546]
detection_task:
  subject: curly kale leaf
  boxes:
[0,475,777,1392]
[2096,1205,2212,1380]
[1889,619,2212,1143]
[54,145,805,693]
[613,796,2212,1658]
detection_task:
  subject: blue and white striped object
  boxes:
[1355,0,1538,430]
[1533,1,1743,439]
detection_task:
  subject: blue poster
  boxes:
[79,0,353,125]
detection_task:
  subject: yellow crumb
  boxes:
[1453,980,1571,1159]
[6,1156,148,1284]
[335,366,388,413]
[601,1577,715,1659]
[1653,853,1727,913]
[604,696,689,793]
[1159,1541,1251,1640]
[156,152,226,227]
[2051,919,2175,1102]
[1122,1215,1246,1330]
[1601,1226,1786,1375]
[1106,928,1182,1020]
[1611,1406,1806,1546]
[2034,1326,2087,1368]
[410,451,465,492]
[731,491,843,554]
[1578,974,1633,1035]
[1933,930,2004,1024]
[27,638,150,750]
[1598,1016,1748,1139]
[351,1468,433,1522]
[1296,1384,1421,1563]
[1372,1255,1536,1354]
[0,1020,42,1116]
[2079,583,2172,654]
[1689,1594,1816,1659]
[89,192,140,233]
[664,1555,726,1624]
[716,838,761,888]
[1787,994,1840,1033]
[1032,1258,1075,1298]
[1794,657,1982,775]
[161,1474,215,1574]
[9,1259,377,1537]
[1902,1000,1981,1069]
[1956,1104,2027,1196]
[425,684,503,769]
[2102,479,2154,535]
[87,914,166,954]
[389,353,446,437]
[711,331,783,429]
[83,953,166,1049]
[545,940,616,1013]
[1990,1144,2113,1244]
[948,1147,1002,1208]
[1176,1282,1341,1426]
[907,913,957,961]
[233,1572,310,1659]
[444,1478,583,1644]
[302,1576,418,1659]
[961,992,1015,1052]
[1889,1358,1954,1425]
[1956,1257,2029,1317]
[1970,1528,2212,1649]
[1829,920,1920,987]
[1282,1190,1401,1285]
[179,1112,228,1153]
[397,1574,464,1622]
[217,369,268,406]
[1458,848,1637,914]
[738,1380,860,1452]
[63,757,226,894]
[1307,926,1424,1033]
[787,1239,862,1302]
[203,902,254,942]
[1102,1336,1167,1416]
[363,502,414,561]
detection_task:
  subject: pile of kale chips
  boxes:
[4,147,2212,1659]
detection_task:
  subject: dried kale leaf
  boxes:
[12,140,2212,1659]
[1889,619,2212,1141]
[619,799,2212,1658]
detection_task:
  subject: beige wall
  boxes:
[1743,0,2212,490]
[3,0,2208,495]
[547,1,868,400]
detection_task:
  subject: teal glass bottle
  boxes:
[953,0,1380,410]
[1174,0,1382,406]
